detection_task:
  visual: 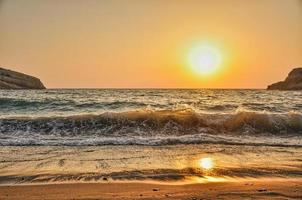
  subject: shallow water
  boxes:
[0,144,302,184]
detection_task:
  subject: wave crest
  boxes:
[1,109,302,135]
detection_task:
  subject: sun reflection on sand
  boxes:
[193,176,229,183]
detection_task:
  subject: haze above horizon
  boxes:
[0,0,302,88]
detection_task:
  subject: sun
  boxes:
[188,44,222,75]
[199,157,214,170]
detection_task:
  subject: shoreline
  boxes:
[1,179,302,200]
[1,144,302,186]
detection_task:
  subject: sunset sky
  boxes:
[1,0,302,88]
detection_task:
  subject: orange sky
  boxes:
[1,0,302,88]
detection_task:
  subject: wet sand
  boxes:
[0,179,302,200]
[1,145,302,199]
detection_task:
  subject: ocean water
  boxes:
[0,89,302,146]
[1,89,302,184]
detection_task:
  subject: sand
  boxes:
[0,179,301,200]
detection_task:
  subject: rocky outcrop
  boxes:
[0,67,46,89]
[267,68,302,90]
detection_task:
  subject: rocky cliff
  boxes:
[0,67,46,89]
[267,68,302,90]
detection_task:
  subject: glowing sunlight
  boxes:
[188,44,222,76]
[199,157,214,170]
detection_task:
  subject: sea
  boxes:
[0,89,302,184]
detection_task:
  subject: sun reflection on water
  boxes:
[199,157,214,170]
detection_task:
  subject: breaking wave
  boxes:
[1,109,302,134]
[0,109,302,146]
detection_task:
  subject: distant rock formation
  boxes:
[0,67,46,89]
[267,68,302,90]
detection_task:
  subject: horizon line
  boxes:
[42,87,266,90]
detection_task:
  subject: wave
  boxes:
[0,98,74,109]
[1,109,302,134]
[0,97,149,111]
[1,109,302,146]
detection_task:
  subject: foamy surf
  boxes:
[1,89,302,146]
[0,109,302,146]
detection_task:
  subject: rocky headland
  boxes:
[0,67,45,89]
[267,68,302,90]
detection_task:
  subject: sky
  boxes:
[1,0,302,88]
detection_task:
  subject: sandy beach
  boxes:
[0,179,302,200]
[1,145,302,199]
